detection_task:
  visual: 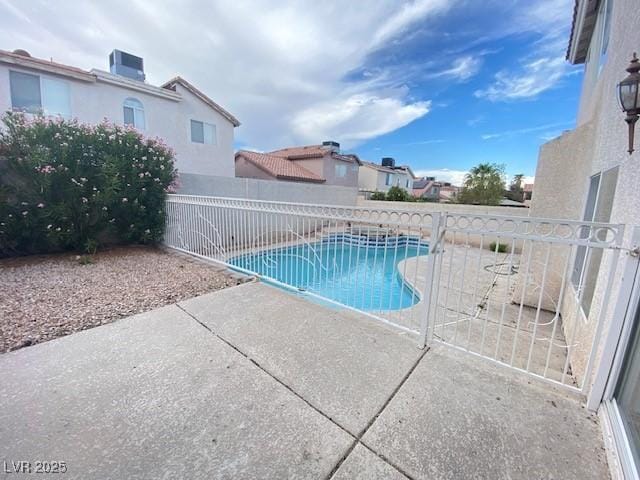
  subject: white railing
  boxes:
[428,213,624,394]
[165,194,439,338]
[164,194,625,394]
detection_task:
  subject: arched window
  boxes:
[123,97,145,129]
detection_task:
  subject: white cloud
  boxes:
[0,0,446,149]
[398,139,445,146]
[474,0,576,102]
[370,0,450,49]
[429,56,482,81]
[293,93,431,148]
[522,175,535,184]
[474,57,570,101]
[414,168,468,186]
[481,121,573,140]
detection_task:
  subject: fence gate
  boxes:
[165,195,625,394]
[425,213,624,394]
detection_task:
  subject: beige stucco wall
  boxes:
[358,166,381,191]
[358,166,413,193]
[291,155,358,188]
[179,173,358,206]
[0,66,236,177]
[526,0,640,389]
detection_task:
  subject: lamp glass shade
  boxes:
[619,78,640,112]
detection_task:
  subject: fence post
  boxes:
[418,212,442,349]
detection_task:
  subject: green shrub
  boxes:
[489,241,509,253]
[370,191,386,200]
[0,112,178,257]
[385,186,414,202]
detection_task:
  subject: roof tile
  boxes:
[236,150,325,183]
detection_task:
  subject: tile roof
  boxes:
[270,145,361,164]
[235,150,325,183]
[413,181,435,197]
[270,145,326,159]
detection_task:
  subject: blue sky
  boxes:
[344,0,584,183]
[0,0,582,184]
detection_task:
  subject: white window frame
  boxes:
[190,119,216,145]
[123,97,145,130]
[335,163,348,178]
[599,0,613,74]
[588,230,640,480]
[572,167,619,317]
[385,173,393,186]
[9,70,71,118]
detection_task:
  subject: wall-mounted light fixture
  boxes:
[618,53,640,154]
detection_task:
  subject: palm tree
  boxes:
[458,163,506,205]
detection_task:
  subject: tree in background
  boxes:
[506,173,525,203]
[368,187,415,202]
[457,163,506,205]
[385,186,413,202]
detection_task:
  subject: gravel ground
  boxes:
[0,246,248,353]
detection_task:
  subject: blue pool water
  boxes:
[230,235,428,311]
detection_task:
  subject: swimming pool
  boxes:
[230,234,429,311]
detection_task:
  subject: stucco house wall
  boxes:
[292,155,358,188]
[358,165,380,192]
[358,164,413,194]
[523,0,640,387]
[0,53,237,178]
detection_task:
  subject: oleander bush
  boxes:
[0,112,178,257]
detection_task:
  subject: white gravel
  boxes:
[0,246,245,353]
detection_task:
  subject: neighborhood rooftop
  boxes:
[235,150,325,183]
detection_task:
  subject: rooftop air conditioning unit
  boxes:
[109,50,145,82]
[381,157,395,168]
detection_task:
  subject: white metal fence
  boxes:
[164,194,625,394]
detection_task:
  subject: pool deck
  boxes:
[0,282,609,479]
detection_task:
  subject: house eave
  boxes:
[161,76,241,127]
[567,0,600,65]
[92,70,181,101]
[0,50,95,83]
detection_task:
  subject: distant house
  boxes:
[358,158,415,195]
[523,183,534,206]
[413,177,459,202]
[0,48,240,178]
[235,141,361,187]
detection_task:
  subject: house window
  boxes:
[10,70,71,117]
[385,173,393,186]
[572,167,619,316]
[599,0,613,73]
[190,120,216,145]
[405,179,410,188]
[123,98,145,130]
[335,164,348,178]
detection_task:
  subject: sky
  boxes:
[0,0,584,185]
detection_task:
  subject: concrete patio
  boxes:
[0,282,609,479]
